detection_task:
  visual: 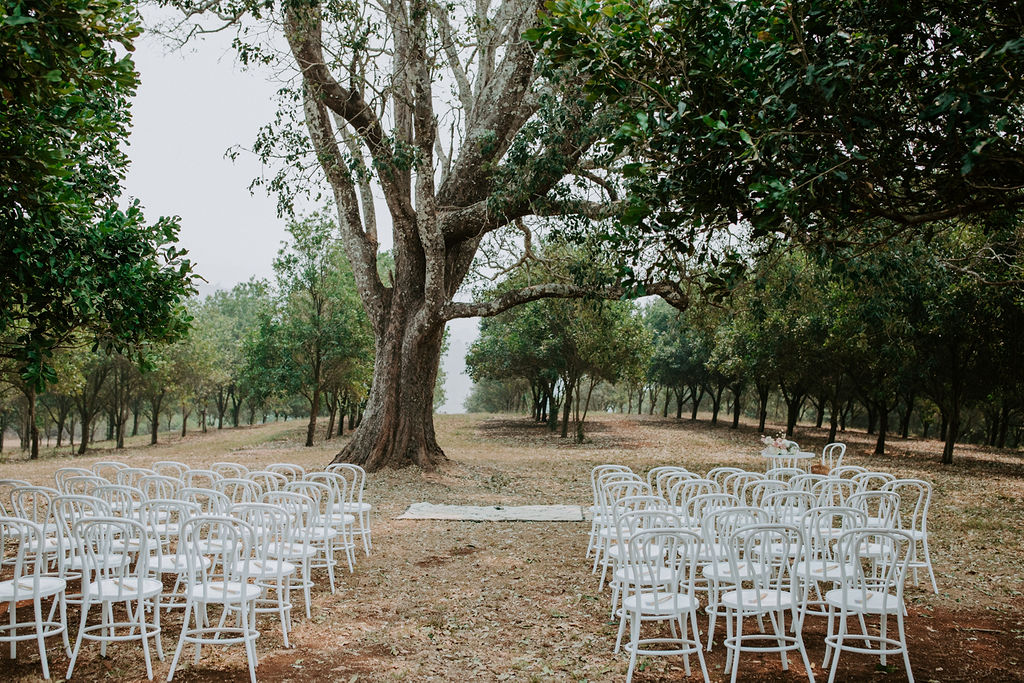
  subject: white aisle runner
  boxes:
[396,502,584,522]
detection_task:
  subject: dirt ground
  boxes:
[1,412,1022,682]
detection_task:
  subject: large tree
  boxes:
[166,0,688,470]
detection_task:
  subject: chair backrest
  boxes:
[723,471,764,500]
[266,463,306,482]
[645,465,687,489]
[116,467,157,487]
[92,484,147,520]
[262,490,316,532]
[763,490,816,524]
[152,461,189,478]
[55,467,93,491]
[139,498,201,554]
[182,469,224,489]
[52,494,113,570]
[686,493,739,527]
[91,461,128,480]
[656,470,699,500]
[741,478,788,508]
[623,527,702,609]
[230,502,292,572]
[0,479,31,514]
[707,467,744,489]
[138,474,180,500]
[789,473,827,493]
[765,467,804,483]
[800,505,867,562]
[821,442,846,469]
[851,471,897,492]
[589,465,632,506]
[325,463,366,504]
[213,478,264,505]
[847,490,901,528]
[211,462,250,478]
[882,478,932,533]
[724,523,803,604]
[286,480,333,523]
[811,477,858,507]
[700,506,771,547]
[305,471,351,512]
[667,477,717,511]
[248,470,289,493]
[178,515,253,600]
[176,487,231,515]
[835,528,914,607]
[10,485,58,527]
[831,464,867,479]
[60,475,107,497]
[0,517,48,596]
[74,516,150,601]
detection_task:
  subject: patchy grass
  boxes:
[0,412,1022,681]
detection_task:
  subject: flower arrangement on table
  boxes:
[760,434,799,456]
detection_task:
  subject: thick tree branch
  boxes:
[443,280,688,320]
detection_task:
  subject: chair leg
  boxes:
[137,599,154,681]
[691,610,710,681]
[167,600,192,681]
[730,610,744,683]
[33,596,49,680]
[898,609,914,683]
[66,597,90,679]
[827,611,847,683]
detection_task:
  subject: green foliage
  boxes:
[0,0,198,389]
[530,0,1024,249]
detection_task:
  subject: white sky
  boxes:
[123,23,476,413]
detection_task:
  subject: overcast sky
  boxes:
[123,23,476,413]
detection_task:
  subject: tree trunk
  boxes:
[689,385,703,421]
[331,322,447,470]
[560,377,574,439]
[730,383,742,429]
[874,404,888,455]
[305,383,321,447]
[757,382,771,432]
[866,402,877,434]
[26,386,39,459]
[709,384,724,426]
[942,403,958,464]
[661,389,670,418]
[997,403,1010,448]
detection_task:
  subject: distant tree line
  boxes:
[466,218,1024,464]
[0,214,378,456]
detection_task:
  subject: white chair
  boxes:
[91,461,128,480]
[325,463,372,555]
[0,517,70,680]
[586,469,640,561]
[607,497,673,617]
[211,461,250,478]
[763,490,816,526]
[168,515,261,683]
[593,478,651,587]
[699,506,771,651]
[812,478,858,508]
[586,465,633,557]
[138,498,204,613]
[231,502,297,647]
[793,506,868,621]
[722,471,764,500]
[176,487,231,515]
[741,478,788,508]
[644,465,685,490]
[262,490,318,619]
[213,477,264,505]
[721,523,815,683]
[306,471,358,572]
[765,466,804,483]
[59,475,106,497]
[883,479,938,593]
[67,517,163,680]
[618,527,709,683]
[851,471,897,492]
[267,462,305,482]
[824,528,915,682]
[286,480,342,588]
[116,467,157,487]
[54,467,93,492]
[181,469,224,489]
[247,470,288,493]
[848,490,900,529]
[831,465,867,479]
[821,442,846,470]
[790,473,827,493]
[139,474,181,500]
[706,467,744,489]
[152,461,189,478]
[51,495,113,611]
[92,483,146,520]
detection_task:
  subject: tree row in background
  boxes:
[0,213,376,457]
[466,217,1024,464]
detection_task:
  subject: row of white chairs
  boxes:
[0,460,373,681]
[588,463,936,682]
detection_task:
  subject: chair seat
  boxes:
[185,581,261,603]
[0,576,66,601]
[149,553,211,573]
[85,577,162,601]
[301,526,339,541]
[793,559,855,582]
[242,558,297,578]
[343,501,371,514]
[701,560,767,580]
[267,541,317,559]
[325,512,356,525]
[622,591,699,615]
[721,588,796,611]
[825,588,904,614]
[614,564,676,586]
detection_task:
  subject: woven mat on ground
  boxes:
[396,502,584,522]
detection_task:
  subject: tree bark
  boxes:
[874,403,888,455]
[331,322,447,470]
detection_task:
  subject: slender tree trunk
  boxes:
[942,403,959,464]
[306,384,321,447]
[661,389,670,418]
[874,403,888,455]
[26,386,39,459]
[689,385,703,420]
[560,376,574,439]
[710,384,724,426]
[997,404,1011,448]
[757,383,770,432]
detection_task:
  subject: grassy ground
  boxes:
[0,412,1022,682]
